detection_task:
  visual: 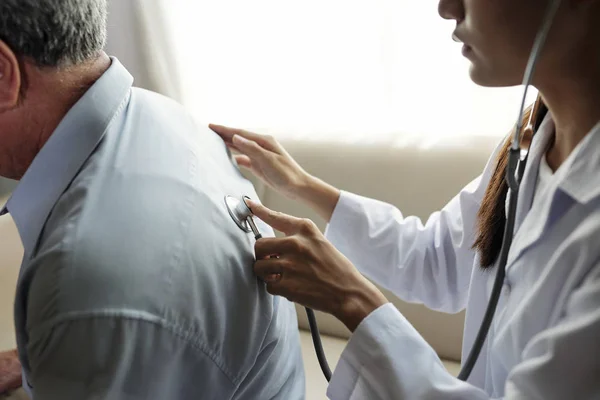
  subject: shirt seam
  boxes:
[27,309,240,386]
[28,89,132,262]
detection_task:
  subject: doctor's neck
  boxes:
[537,55,600,171]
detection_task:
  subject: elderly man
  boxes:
[0,1,305,399]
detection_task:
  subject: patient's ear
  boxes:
[0,40,21,112]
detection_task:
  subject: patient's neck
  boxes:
[9,53,111,179]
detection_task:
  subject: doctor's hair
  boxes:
[473,106,534,268]
[0,0,107,67]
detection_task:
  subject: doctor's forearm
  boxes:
[295,174,341,222]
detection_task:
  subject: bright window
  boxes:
[164,0,536,142]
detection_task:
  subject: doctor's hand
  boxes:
[209,124,310,200]
[246,200,389,332]
[209,124,341,222]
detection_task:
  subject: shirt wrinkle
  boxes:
[8,57,305,399]
[28,310,240,385]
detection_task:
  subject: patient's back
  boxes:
[25,88,305,399]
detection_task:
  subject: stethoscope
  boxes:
[225,195,333,381]
[226,0,562,383]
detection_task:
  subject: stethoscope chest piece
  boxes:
[224,194,330,380]
[225,195,253,233]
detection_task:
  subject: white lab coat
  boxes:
[324,115,600,399]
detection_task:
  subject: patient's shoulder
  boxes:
[125,87,214,152]
[27,146,275,335]
[26,175,302,390]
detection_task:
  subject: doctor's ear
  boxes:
[0,40,22,112]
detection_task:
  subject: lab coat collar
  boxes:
[0,58,133,257]
[507,113,600,268]
[515,112,600,213]
[558,119,600,204]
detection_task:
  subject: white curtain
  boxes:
[106,0,182,100]
[107,0,536,143]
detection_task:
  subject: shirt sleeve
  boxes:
[327,264,600,400]
[26,316,236,400]
[323,139,505,313]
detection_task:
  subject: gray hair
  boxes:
[0,0,108,67]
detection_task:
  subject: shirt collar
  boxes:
[1,58,133,257]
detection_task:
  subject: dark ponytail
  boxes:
[473,102,546,268]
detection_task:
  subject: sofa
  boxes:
[0,133,498,399]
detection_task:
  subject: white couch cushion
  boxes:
[0,205,22,353]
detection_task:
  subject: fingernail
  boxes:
[246,199,260,211]
[233,134,250,144]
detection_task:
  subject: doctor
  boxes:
[211,0,600,398]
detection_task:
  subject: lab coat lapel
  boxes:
[506,117,600,269]
[558,120,600,204]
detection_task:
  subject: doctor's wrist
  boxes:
[337,282,388,332]
[295,174,341,223]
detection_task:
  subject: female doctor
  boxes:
[211,0,600,398]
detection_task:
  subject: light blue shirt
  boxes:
[2,58,305,400]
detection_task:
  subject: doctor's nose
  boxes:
[438,0,465,22]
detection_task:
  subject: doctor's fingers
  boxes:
[254,257,285,282]
[255,258,334,308]
[224,141,259,166]
[230,154,253,169]
[225,144,256,169]
[231,134,275,161]
[255,236,303,260]
[209,124,282,153]
[247,200,317,236]
[254,257,305,298]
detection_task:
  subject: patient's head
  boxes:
[438,0,600,88]
[0,0,110,180]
